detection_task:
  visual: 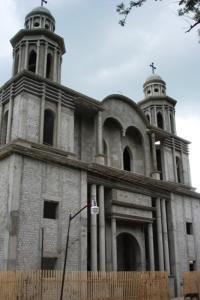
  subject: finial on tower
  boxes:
[41,0,47,7]
[150,62,156,74]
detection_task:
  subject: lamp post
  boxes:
[60,201,99,300]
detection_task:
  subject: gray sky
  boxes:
[1,0,200,191]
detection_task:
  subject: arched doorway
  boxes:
[117,233,141,271]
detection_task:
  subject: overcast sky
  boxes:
[0,0,199,191]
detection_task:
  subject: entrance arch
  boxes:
[117,233,141,271]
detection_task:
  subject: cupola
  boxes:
[10,6,65,83]
[143,74,166,98]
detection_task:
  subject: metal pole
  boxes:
[60,213,71,300]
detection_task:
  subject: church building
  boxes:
[0,6,200,296]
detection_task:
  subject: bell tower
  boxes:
[10,6,65,83]
[139,74,177,134]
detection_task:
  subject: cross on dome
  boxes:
[150,62,156,74]
[41,0,47,6]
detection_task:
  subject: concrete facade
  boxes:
[0,6,199,297]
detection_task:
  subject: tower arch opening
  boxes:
[28,50,37,73]
[43,109,55,146]
[157,112,164,129]
[2,111,8,144]
[123,146,132,171]
[46,53,53,79]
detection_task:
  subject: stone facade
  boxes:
[0,5,199,297]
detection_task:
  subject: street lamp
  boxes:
[60,200,99,300]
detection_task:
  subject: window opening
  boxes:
[154,88,158,92]
[46,53,53,79]
[156,147,163,180]
[28,50,37,73]
[43,201,58,219]
[189,260,195,271]
[42,257,57,270]
[123,147,131,171]
[186,222,193,235]
[157,112,164,129]
[176,156,182,183]
[2,111,8,144]
[43,109,54,145]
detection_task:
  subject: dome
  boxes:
[143,74,166,97]
[143,74,165,87]
[25,6,55,32]
[26,6,55,21]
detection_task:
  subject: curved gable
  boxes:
[102,94,148,127]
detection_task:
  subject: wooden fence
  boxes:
[183,271,200,297]
[0,270,170,300]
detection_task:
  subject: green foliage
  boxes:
[117,0,200,32]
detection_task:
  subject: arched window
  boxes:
[28,50,37,73]
[46,53,53,79]
[157,112,164,129]
[43,109,55,146]
[176,156,182,183]
[14,53,19,75]
[2,111,8,144]
[123,147,131,171]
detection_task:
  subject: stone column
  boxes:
[24,41,29,70]
[56,96,61,147]
[151,132,160,179]
[111,217,117,271]
[36,40,40,75]
[6,93,14,143]
[18,46,22,73]
[12,49,16,76]
[95,111,104,164]
[91,184,98,271]
[156,198,164,271]
[43,42,48,77]
[162,104,166,130]
[99,185,106,271]
[148,223,155,271]
[172,138,177,182]
[39,85,46,143]
[161,199,170,273]
[58,53,62,83]
[154,106,157,126]
[53,47,58,82]
[167,107,171,132]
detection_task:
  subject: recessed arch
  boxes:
[43,109,55,146]
[28,50,37,73]
[126,126,144,145]
[125,126,145,174]
[117,233,141,271]
[157,112,164,129]
[103,117,123,169]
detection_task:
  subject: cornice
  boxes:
[0,139,199,200]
